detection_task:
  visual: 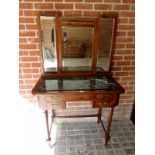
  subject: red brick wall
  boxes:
[19,0,135,119]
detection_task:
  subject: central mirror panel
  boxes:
[62,26,94,71]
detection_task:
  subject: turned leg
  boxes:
[105,108,114,145]
[44,110,51,141]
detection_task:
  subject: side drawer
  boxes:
[94,100,109,108]
[94,94,116,108]
[37,95,66,110]
[46,101,66,109]
[95,94,114,101]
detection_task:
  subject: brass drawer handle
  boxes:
[51,104,58,108]
[51,96,60,100]
[47,103,58,108]
[46,95,61,101]
[98,102,109,107]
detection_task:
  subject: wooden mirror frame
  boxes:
[39,12,117,77]
[57,16,99,74]
[97,13,117,72]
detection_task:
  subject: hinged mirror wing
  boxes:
[97,13,117,72]
[40,12,60,72]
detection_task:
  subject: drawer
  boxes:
[46,94,93,101]
[94,101,109,108]
[46,101,66,109]
[95,94,114,102]
[94,94,117,108]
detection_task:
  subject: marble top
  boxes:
[43,77,120,91]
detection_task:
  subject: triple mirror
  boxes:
[40,14,116,73]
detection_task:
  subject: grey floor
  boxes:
[50,120,135,155]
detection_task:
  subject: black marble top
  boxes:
[41,77,121,91]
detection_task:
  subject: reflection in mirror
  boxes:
[40,16,57,71]
[61,26,94,71]
[97,17,115,71]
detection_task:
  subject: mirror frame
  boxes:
[39,12,61,73]
[97,13,117,72]
[58,17,99,73]
[39,12,117,76]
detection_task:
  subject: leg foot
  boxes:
[105,134,110,146]
[46,137,51,141]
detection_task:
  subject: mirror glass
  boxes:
[40,16,57,71]
[97,17,115,71]
[61,26,94,71]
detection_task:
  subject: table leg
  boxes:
[49,110,54,137]
[105,108,114,145]
[97,108,107,139]
[97,108,102,123]
[44,110,51,141]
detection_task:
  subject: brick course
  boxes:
[19,0,135,119]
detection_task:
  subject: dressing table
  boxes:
[32,12,125,145]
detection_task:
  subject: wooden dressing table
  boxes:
[32,12,125,145]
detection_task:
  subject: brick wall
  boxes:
[19,0,135,120]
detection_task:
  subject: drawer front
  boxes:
[94,100,109,108]
[46,101,66,109]
[95,94,114,101]
[94,94,116,108]
[46,94,93,101]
